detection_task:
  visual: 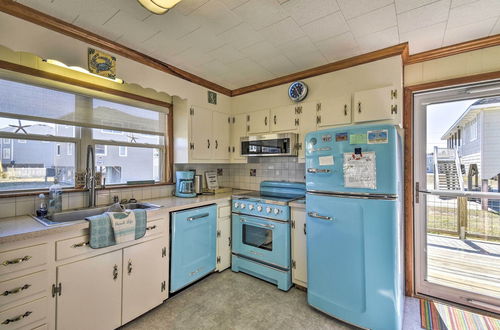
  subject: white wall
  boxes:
[232,56,403,114]
[0,12,231,114]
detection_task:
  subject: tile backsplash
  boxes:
[0,185,175,219]
[175,157,305,191]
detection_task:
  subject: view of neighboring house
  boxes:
[441,97,500,190]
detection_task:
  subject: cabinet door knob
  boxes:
[273,115,277,125]
[215,140,218,149]
[358,102,361,113]
[113,265,118,280]
[344,104,348,116]
[207,139,210,149]
[264,116,268,126]
[127,260,133,275]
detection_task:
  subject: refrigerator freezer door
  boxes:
[305,124,400,196]
[306,193,403,330]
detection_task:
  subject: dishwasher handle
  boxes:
[187,213,210,221]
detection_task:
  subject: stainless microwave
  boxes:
[240,133,298,157]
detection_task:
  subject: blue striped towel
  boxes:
[86,209,147,249]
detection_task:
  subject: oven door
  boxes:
[232,213,290,269]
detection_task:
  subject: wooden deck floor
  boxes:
[427,234,500,298]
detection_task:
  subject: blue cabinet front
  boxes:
[170,204,217,293]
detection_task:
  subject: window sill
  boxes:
[0,182,174,199]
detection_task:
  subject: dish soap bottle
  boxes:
[47,179,62,218]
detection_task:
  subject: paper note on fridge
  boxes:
[319,156,334,166]
[343,152,376,189]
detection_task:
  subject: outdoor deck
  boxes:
[427,234,500,298]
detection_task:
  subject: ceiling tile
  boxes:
[443,18,497,45]
[240,40,281,59]
[104,11,160,46]
[208,44,246,64]
[348,5,397,38]
[491,18,500,35]
[400,22,446,53]
[337,0,394,19]
[220,0,250,10]
[142,31,192,57]
[447,0,500,30]
[176,27,226,52]
[301,12,349,43]
[18,0,78,22]
[286,50,328,69]
[174,0,211,15]
[172,47,215,66]
[315,32,360,62]
[143,9,201,40]
[217,22,265,50]
[101,0,151,21]
[395,0,441,14]
[257,54,298,76]
[189,0,243,35]
[451,0,479,8]
[281,0,340,26]
[258,17,306,46]
[232,0,288,30]
[355,26,399,53]
[397,0,450,34]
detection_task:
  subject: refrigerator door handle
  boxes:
[308,212,333,221]
[307,168,331,173]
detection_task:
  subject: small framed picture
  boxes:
[208,90,217,105]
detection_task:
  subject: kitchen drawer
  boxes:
[0,297,47,330]
[0,271,47,308]
[218,206,231,218]
[0,245,47,277]
[56,219,166,260]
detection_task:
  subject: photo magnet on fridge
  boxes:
[367,129,389,144]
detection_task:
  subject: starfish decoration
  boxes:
[127,134,137,143]
[9,120,31,134]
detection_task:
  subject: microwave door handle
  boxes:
[240,218,275,229]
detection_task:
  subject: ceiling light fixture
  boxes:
[137,0,183,15]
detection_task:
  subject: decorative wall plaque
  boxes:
[208,90,217,105]
[88,48,116,79]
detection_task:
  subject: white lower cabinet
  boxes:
[56,250,122,330]
[216,204,231,272]
[291,206,307,288]
[122,238,168,324]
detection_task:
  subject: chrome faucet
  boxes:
[85,145,97,208]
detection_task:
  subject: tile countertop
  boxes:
[0,191,248,245]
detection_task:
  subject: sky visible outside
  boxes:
[426,99,478,153]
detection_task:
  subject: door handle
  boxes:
[240,218,275,229]
[127,260,133,275]
[303,223,306,235]
[344,104,348,116]
[2,255,31,266]
[273,115,277,125]
[215,140,218,149]
[2,311,32,325]
[308,212,333,221]
[207,139,210,149]
[264,116,268,126]
[71,241,89,248]
[358,102,361,113]
[187,213,210,221]
[2,284,31,296]
[113,264,118,280]
[307,168,331,173]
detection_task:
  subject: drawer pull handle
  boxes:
[187,213,209,221]
[113,265,118,280]
[308,212,333,221]
[2,311,32,324]
[2,284,31,296]
[71,241,89,248]
[307,168,331,173]
[2,255,31,266]
[146,225,157,231]
[127,260,133,275]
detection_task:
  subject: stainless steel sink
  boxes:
[33,202,161,227]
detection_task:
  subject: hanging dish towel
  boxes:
[86,209,147,249]
[107,211,136,244]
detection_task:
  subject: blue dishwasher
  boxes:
[170,204,217,293]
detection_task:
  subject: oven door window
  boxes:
[242,224,273,251]
[241,138,290,155]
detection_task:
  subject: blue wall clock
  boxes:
[288,81,308,102]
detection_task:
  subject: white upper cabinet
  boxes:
[212,111,231,160]
[230,113,248,163]
[297,102,318,161]
[247,109,270,134]
[316,95,352,128]
[353,86,399,123]
[190,106,213,161]
[270,105,299,132]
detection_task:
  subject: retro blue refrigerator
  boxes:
[305,124,404,330]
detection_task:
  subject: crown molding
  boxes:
[406,33,500,65]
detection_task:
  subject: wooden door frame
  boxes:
[403,70,500,297]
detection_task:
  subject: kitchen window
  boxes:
[0,75,171,193]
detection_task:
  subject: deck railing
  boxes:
[423,189,500,241]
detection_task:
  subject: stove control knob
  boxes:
[257,205,263,212]
[240,203,246,209]
[265,207,272,214]
[248,204,254,210]
[234,202,239,208]
[273,208,280,215]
